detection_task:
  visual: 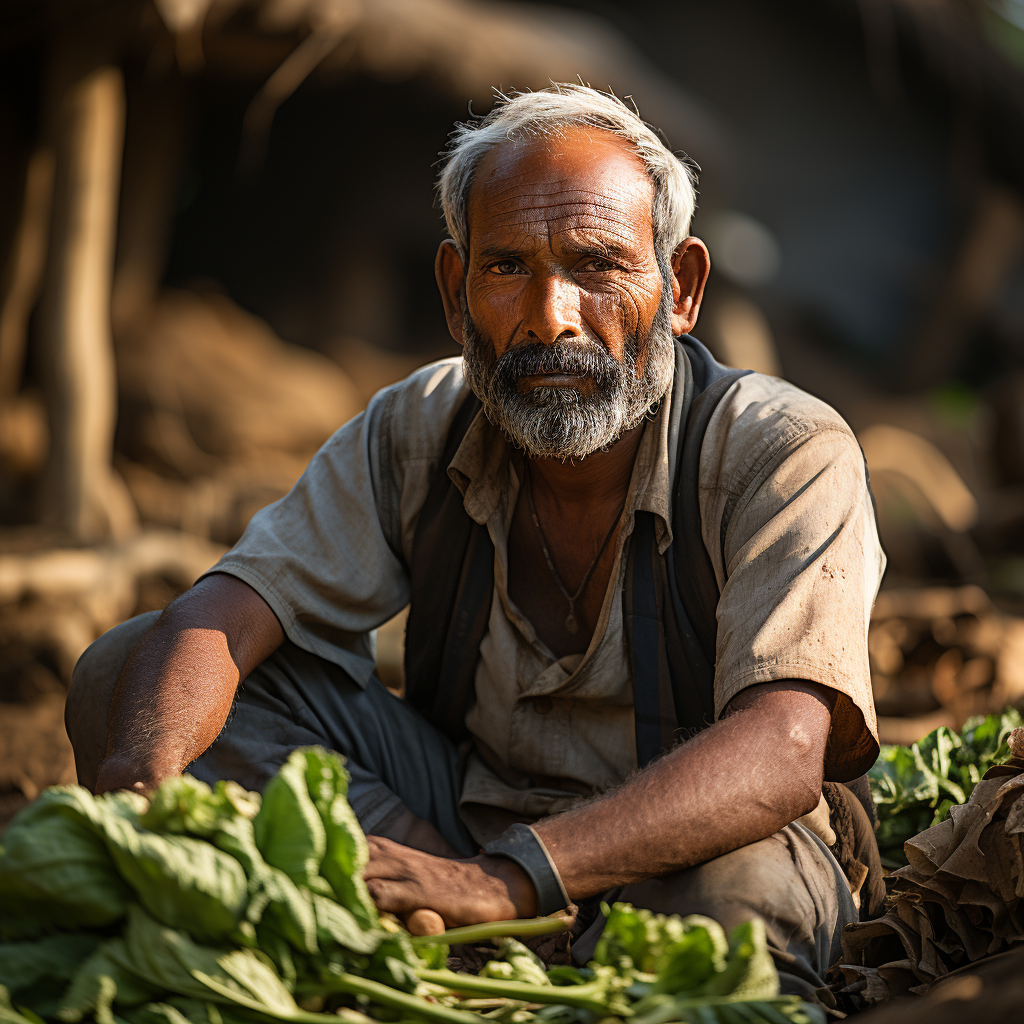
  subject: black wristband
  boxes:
[483,823,570,915]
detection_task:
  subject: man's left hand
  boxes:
[364,836,537,933]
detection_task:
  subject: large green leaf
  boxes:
[696,919,777,1001]
[141,777,264,885]
[143,775,323,955]
[64,788,249,943]
[299,750,378,928]
[253,754,327,894]
[0,789,131,937]
[649,919,729,995]
[0,934,99,995]
[99,905,360,1024]
[311,893,380,955]
[58,939,160,1021]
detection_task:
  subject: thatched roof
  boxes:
[2,0,729,172]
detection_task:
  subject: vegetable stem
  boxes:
[416,914,572,946]
[415,968,621,1017]
[304,972,487,1024]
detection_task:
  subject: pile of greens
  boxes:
[0,747,822,1024]
[869,707,1023,865]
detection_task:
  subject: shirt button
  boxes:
[533,696,553,714]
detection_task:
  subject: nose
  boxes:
[521,271,582,346]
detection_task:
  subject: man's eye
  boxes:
[490,260,522,275]
[580,257,618,272]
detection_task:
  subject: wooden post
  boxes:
[0,150,55,399]
[39,65,137,541]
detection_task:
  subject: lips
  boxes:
[519,372,588,387]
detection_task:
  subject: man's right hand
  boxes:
[97,573,285,795]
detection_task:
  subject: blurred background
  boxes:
[4,0,1024,824]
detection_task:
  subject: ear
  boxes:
[435,240,467,346]
[669,237,711,336]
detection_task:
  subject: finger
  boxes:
[364,838,440,880]
[406,908,446,936]
[364,838,412,878]
[367,835,402,854]
[365,877,426,915]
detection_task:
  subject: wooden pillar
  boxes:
[39,65,137,541]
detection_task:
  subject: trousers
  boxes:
[67,611,857,1001]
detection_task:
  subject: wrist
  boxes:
[482,823,569,916]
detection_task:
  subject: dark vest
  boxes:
[402,336,750,769]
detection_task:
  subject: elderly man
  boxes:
[68,85,884,999]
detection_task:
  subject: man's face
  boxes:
[455,128,676,460]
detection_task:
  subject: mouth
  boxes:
[517,372,591,390]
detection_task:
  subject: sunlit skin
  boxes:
[93,127,836,941]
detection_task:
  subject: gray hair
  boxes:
[437,83,698,259]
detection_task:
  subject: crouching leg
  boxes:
[571,823,855,1000]
[67,616,475,856]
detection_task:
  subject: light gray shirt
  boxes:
[205,348,885,842]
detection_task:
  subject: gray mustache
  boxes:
[492,341,622,388]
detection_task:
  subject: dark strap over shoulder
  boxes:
[629,338,751,767]
[672,339,752,666]
[403,393,491,741]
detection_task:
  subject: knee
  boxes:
[65,610,162,758]
[620,834,812,929]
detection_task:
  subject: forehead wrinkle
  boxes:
[468,133,657,255]
[480,206,642,231]
[477,195,648,229]
[485,198,647,226]
[484,185,650,218]
[477,208,647,246]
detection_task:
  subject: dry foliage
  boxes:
[834,757,1024,1007]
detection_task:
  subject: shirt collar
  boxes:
[447,355,680,547]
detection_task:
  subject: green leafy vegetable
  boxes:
[254,755,329,896]
[2,749,821,1024]
[0,790,132,937]
[479,938,549,986]
[869,707,1023,864]
[301,751,378,929]
[0,935,100,997]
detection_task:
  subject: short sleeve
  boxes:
[699,375,885,781]
[201,358,470,686]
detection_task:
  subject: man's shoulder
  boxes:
[703,371,861,493]
[371,356,471,463]
[718,371,855,442]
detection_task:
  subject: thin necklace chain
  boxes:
[524,470,620,635]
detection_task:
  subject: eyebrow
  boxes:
[477,236,637,263]
[563,236,633,260]
[478,243,534,260]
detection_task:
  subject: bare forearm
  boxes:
[97,573,284,793]
[362,683,835,929]
[533,682,834,899]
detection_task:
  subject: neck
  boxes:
[526,421,646,509]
